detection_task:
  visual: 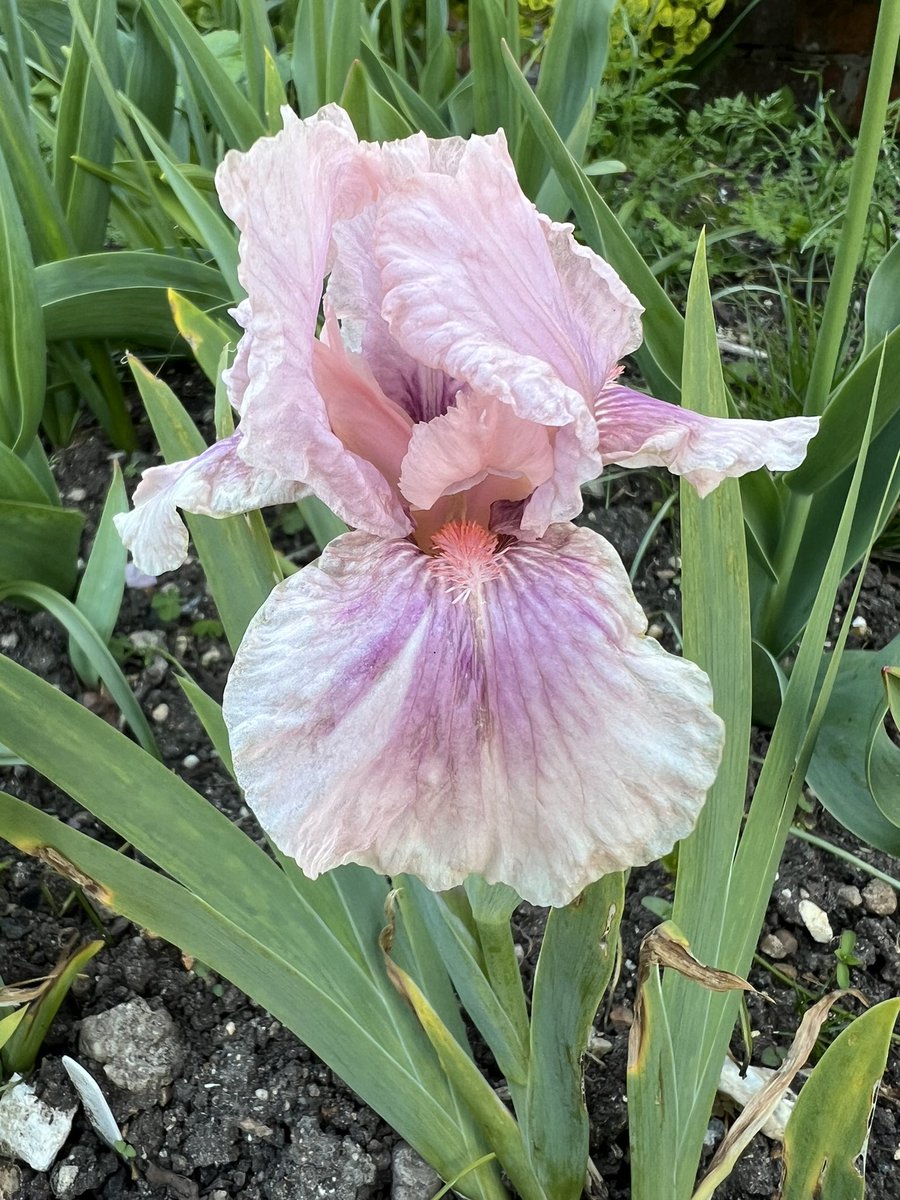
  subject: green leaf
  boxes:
[500,41,684,393]
[169,290,234,385]
[400,878,529,1092]
[0,1005,28,1051]
[0,59,75,263]
[262,47,287,134]
[340,60,415,141]
[139,0,264,149]
[123,4,177,140]
[786,327,900,495]
[523,874,624,1200]
[296,495,349,551]
[0,0,32,108]
[382,934,541,1200]
[0,786,504,1200]
[626,965,680,1197]
[806,637,900,856]
[325,0,361,102]
[0,501,82,594]
[38,253,231,345]
[0,580,158,757]
[54,0,118,254]
[174,674,234,777]
[780,999,900,1200]
[637,234,752,1199]
[516,0,614,198]
[768,396,900,658]
[358,42,450,138]
[237,0,276,121]
[0,443,48,505]
[128,355,281,650]
[0,137,46,451]
[469,0,517,141]
[69,463,128,687]
[123,102,241,299]
[863,237,900,359]
[291,0,326,116]
[2,940,103,1076]
[884,665,900,727]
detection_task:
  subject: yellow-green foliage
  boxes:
[612,0,726,62]
[519,0,725,62]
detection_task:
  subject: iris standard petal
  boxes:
[328,133,468,423]
[113,434,308,576]
[374,134,645,523]
[215,107,408,537]
[223,525,723,907]
[595,384,821,496]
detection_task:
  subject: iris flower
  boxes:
[117,107,818,907]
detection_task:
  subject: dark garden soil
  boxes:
[2,387,900,1200]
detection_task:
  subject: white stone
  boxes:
[718,1058,797,1140]
[798,899,833,943]
[0,1079,75,1171]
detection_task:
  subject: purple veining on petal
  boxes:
[224,525,724,907]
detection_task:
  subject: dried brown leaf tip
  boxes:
[628,922,762,1071]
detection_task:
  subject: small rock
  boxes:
[609,1005,633,1031]
[0,1163,22,1199]
[182,754,200,770]
[129,630,168,682]
[798,900,833,943]
[703,1117,725,1149]
[759,929,797,960]
[647,623,664,640]
[201,647,222,667]
[51,1163,80,1198]
[392,1142,443,1200]
[837,885,863,908]
[0,1078,75,1171]
[66,487,87,502]
[862,879,897,916]
[0,632,19,650]
[79,997,183,1100]
[151,703,170,723]
[588,1033,613,1058]
[129,628,164,648]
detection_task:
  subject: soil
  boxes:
[2,391,900,1200]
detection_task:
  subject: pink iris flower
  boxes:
[116,106,819,907]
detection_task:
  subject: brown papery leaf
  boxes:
[692,988,867,1200]
[628,922,762,1071]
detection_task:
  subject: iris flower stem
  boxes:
[803,0,900,417]
[475,918,531,1053]
[761,3,900,652]
[790,826,900,892]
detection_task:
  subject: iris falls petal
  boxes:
[113,433,308,576]
[223,526,724,907]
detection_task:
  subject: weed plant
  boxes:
[590,83,898,428]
